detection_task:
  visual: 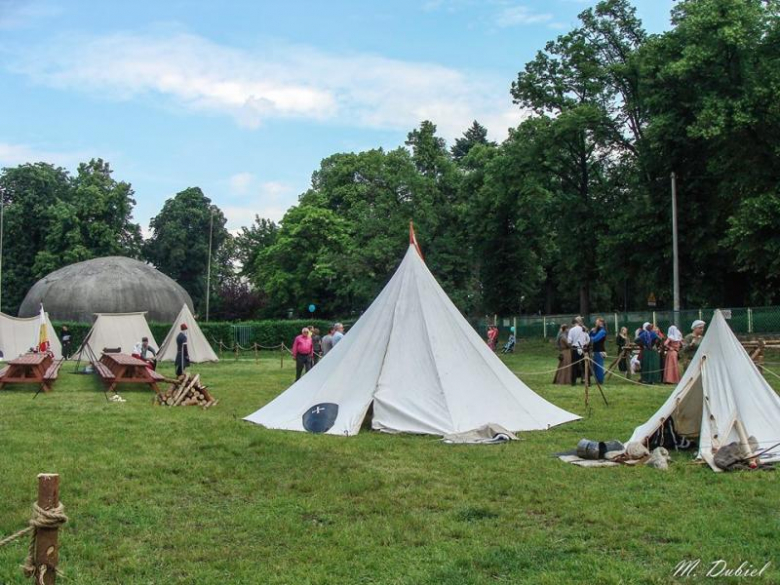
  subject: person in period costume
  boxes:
[132,337,157,370]
[292,327,314,381]
[487,325,499,351]
[636,322,660,384]
[590,318,608,384]
[615,327,630,375]
[654,325,667,372]
[682,319,706,366]
[567,316,590,386]
[663,325,683,384]
[553,324,572,385]
[175,323,190,377]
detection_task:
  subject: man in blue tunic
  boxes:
[590,317,608,384]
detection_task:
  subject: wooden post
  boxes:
[35,473,61,585]
[254,343,258,364]
[219,341,223,359]
[748,308,753,334]
[234,342,239,361]
[280,345,284,369]
[614,313,619,335]
[543,316,547,339]
[584,356,590,409]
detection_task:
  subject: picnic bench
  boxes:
[0,353,61,393]
[96,352,164,394]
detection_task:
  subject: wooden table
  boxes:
[98,353,165,394]
[0,353,59,393]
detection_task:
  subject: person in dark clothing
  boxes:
[311,327,322,365]
[60,325,72,359]
[175,323,190,377]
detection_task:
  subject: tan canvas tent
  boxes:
[157,304,218,363]
[627,310,780,471]
[245,241,580,436]
[75,312,156,361]
[0,312,62,360]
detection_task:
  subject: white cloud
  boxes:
[222,177,298,230]
[228,172,254,195]
[495,5,554,27]
[0,141,87,168]
[8,30,524,141]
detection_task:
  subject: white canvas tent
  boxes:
[627,310,780,471]
[0,312,62,360]
[75,312,156,361]
[157,304,218,363]
[245,243,580,436]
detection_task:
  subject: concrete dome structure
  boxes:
[19,257,194,323]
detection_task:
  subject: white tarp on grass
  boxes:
[627,310,780,471]
[75,312,156,361]
[245,244,580,436]
[0,312,62,360]
[157,304,218,363]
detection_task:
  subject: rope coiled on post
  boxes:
[22,502,68,582]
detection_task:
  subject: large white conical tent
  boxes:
[75,312,156,360]
[0,311,62,360]
[157,304,219,363]
[627,310,780,471]
[245,242,580,436]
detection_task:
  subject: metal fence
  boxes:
[475,306,780,340]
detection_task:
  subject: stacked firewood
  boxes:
[157,373,218,408]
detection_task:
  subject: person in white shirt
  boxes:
[567,316,590,386]
[331,323,345,347]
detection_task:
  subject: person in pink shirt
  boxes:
[292,327,314,380]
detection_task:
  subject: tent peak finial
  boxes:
[409,221,424,260]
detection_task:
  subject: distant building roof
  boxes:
[19,256,194,323]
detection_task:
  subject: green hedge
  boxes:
[51,319,349,353]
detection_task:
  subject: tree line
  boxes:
[1,0,779,320]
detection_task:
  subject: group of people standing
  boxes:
[291,323,345,380]
[553,316,608,386]
[554,317,707,387]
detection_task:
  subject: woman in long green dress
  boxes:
[637,323,661,384]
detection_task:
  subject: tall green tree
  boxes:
[0,159,142,313]
[451,120,495,162]
[143,187,230,312]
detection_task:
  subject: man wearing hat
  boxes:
[175,323,190,377]
[682,319,706,366]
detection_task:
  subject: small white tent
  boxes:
[157,304,218,363]
[0,312,62,360]
[245,242,580,436]
[627,310,780,471]
[75,312,156,361]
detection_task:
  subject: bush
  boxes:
[51,319,352,353]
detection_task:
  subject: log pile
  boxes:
[156,373,218,408]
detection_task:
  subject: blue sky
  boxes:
[0,0,674,233]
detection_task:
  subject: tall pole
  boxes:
[671,172,680,322]
[205,208,214,322]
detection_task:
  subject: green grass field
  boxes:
[1,344,778,584]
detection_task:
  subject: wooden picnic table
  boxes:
[0,353,61,393]
[97,352,165,394]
